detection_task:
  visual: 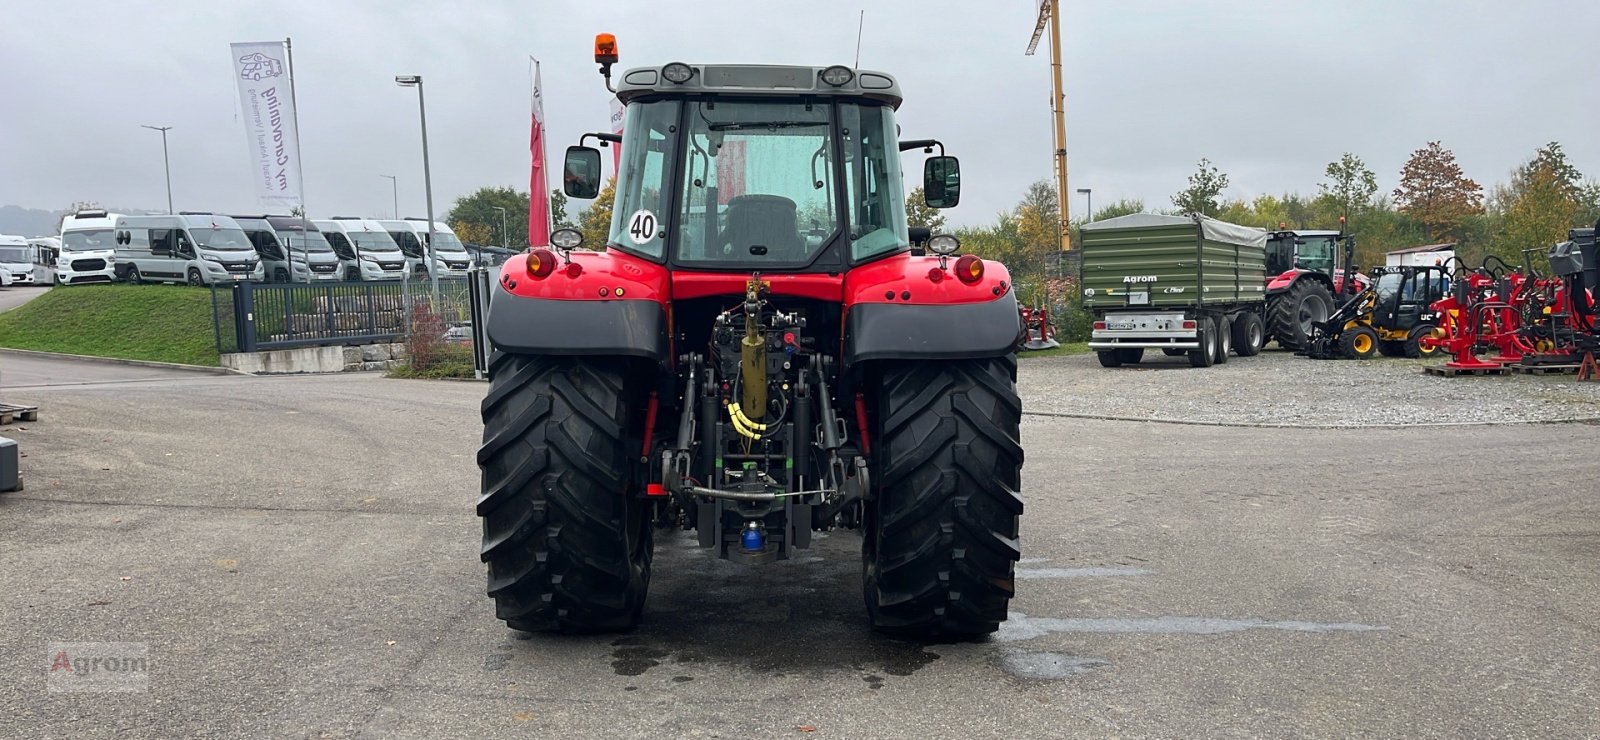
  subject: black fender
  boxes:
[486,281,668,362]
[844,293,1023,363]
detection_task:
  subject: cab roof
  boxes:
[614,64,902,109]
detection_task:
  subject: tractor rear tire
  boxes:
[1232,313,1264,357]
[1096,351,1122,368]
[1339,326,1380,360]
[477,353,653,633]
[1115,347,1145,365]
[866,357,1024,638]
[1188,318,1216,368]
[1268,280,1334,350]
[1404,324,1440,359]
[1214,315,1232,364]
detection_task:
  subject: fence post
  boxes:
[235,282,258,353]
[365,283,378,336]
[211,283,224,354]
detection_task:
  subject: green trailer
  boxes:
[1079,213,1268,368]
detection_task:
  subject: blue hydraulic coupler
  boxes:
[741,523,765,552]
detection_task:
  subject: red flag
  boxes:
[527,60,550,248]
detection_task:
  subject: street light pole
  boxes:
[1076,188,1092,223]
[493,206,508,249]
[141,125,174,214]
[379,175,397,219]
[395,75,438,306]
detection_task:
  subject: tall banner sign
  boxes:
[230,41,303,206]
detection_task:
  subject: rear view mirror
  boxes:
[563,146,603,199]
[923,156,961,209]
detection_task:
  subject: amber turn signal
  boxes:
[526,248,558,279]
[594,34,618,65]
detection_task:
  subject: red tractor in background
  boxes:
[1264,227,1362,350]
[476,41,1024,638]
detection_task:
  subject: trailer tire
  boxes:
[1115,347,1144,364]
[1269,280,1334,350]
[477,353,653,633]
[1214,316,1232,364]
[1404,324,1440,359]
[1232,313,1264,357]
[865,357,1024,638]
[1096,351,1122,368]
[1188,318,1216,368]
[1162,348,1187,357]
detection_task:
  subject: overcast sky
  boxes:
[3,0,1597,229]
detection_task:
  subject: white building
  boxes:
[1385,243,1455,267]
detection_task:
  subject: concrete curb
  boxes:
[0,348,247,376]
[1021,409,1600,430]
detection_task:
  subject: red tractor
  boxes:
[477,42,1024,638]
[1264,228,1361,349]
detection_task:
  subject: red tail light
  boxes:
[1182,320,1196,329]
[526,248,557,278]
[954,255,984,284]
[1093,321,1106,330]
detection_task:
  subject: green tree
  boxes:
[1394,141,1483,242]
[1089,198,1144,222]
[549,189,576,230]
[1319,153,1379,218]
[446,186,531,247]
[904,187,947,233]
[1495,144,1587,262]
[1171,158,1230,217]
[577,178,617,249]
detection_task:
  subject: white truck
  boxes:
[0,234,36,286]
[55,210,120,285]
[378,219,473,279]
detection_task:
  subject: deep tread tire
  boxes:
[1115,347,1144,364]
[1214,315,1231,364]
[1232,313,1264,357]
[865,357,1024,638]
[1268,280,1334,350]
[1339,326,1380,360]
[1096,350,1121,368]
[477,353,652,633]
[1404,324,1439,359]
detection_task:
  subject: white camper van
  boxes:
[311,219,407,281]
[270,218,343,282]
[0,234,36,285]
[378,219,473,279]
[113,213,265,285]
[55,210,120,285]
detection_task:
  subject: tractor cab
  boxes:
[558,61,959,274]
[1304,264,1449,360]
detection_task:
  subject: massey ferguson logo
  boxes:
[1123,275,1159,284]
[238,52,285,81]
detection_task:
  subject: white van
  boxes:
[312,219,407,281]
[113,213,265,285]
[229,215,340,283]
[378,219,473,279]
[55,210,120,285]
[269,218,343,282]
[0,234,36,285]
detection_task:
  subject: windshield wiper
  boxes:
[707,121,826,132]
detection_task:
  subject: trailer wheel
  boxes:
[865,357,1024,638]
[1162,348,1187,357]
[1232,313,1264,357]
[1404,324,1440,359]
[1096,351,1122,368]
[477,353,653,633]
[1115,347,1145,364]
[1188,318,1216,368]
[1339,326,1379,360]
[1269,280,1334,350]
[1214,316,1232,364]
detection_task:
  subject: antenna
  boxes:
[854,10,864,68]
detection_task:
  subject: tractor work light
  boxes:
[526,248,558,278]
[550,228,584,250]
[662,62,694,84]
[954,255,984,284]
[820,65,854,86]
[928,234,961,255]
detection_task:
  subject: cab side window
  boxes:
[174,230,195,257]
[326,233,355,259]
[149,229,173,256]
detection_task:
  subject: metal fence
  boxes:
[212,275,473,354]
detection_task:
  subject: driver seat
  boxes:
[722,195,804,259]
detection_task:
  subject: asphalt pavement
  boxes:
[0,285,49,314]
[0,360,1596,738]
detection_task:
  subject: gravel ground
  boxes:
[1019,347,1600,427]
